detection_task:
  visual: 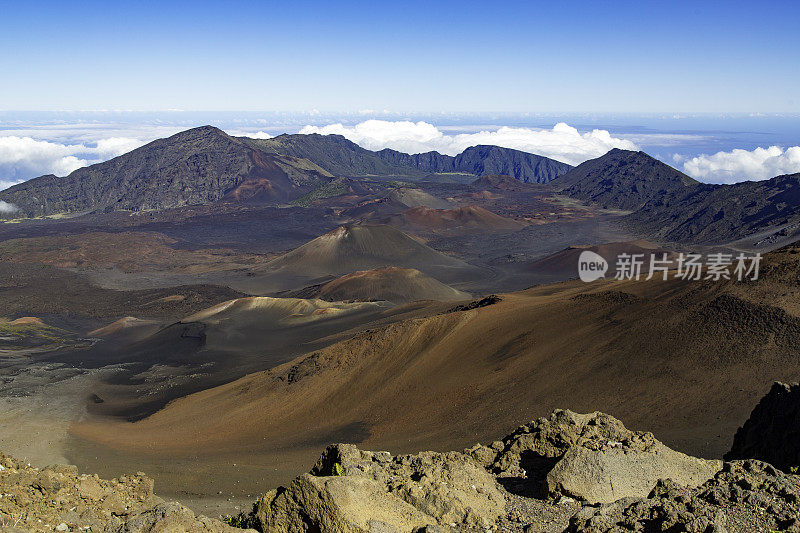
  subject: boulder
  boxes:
[315,444,505,525]
[254,443,506,531]
[567,460,800,532]
[545,433,721,504]
[255,473,432,533]
[471,410,721,502]
[726,381,800,472]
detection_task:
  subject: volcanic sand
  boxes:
[284,267,471,303]
[68,248,800,513]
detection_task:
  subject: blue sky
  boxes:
[1,1,799,188]
[1,0,799,113]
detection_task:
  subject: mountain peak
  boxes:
[265,223,475,283]
[168,124,233,142]
[552,148,698,210]
[0,125,330,217]
[192,124,224,133]
[606,147,658,159]
[376,143,572,183]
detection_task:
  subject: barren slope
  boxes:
[625,172,800,245]
[529,240,679,279]
[370,205,528,236]
[285,267,471,303]
[385,188,450,209]
[261,224,480,283]
[70,244,800,509]
[552,148,698,211]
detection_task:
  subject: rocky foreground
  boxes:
[0,453,242,532]
[247,410,798,533]
[2,385,800,532]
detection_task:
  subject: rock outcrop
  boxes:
[254,443,505,532]
[726,381,800,473]
[467,410,721,504]
[255,474,431,533]
[0,451,242,532]
[568,460,800,533]
[250,411,724,531]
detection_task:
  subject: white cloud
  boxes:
[620,133,707,147]
[680,146,800,183]
[0,180,22,191]
[226,129,273,139]
[299,120,637,165]
[0,136,88,179]
[93,137,148,159]
[0,200,18,213]
[0,135,147,184]
[301,120,444,151]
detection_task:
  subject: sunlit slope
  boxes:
[262,224,480,282]
[286,267,471,303]
[73,244,800,462]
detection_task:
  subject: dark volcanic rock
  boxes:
[0,126,332,217]
[252,133,572,183]
[625,172,800,244]
[377,145,572,183]
[726,381,800,472]
[446,294,502,313]
[552,148,698,211]
[245,133,424,178]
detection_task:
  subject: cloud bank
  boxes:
[299,120,638,166]
[0,200,18,213]
[0,137,87,179]
[225,129,273,139]
[0,136,147,185]
[680,146,800,184]
[5,118,794,187]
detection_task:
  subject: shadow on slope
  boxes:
[68,243,800,506]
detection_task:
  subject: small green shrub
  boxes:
[222,512,258,529]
